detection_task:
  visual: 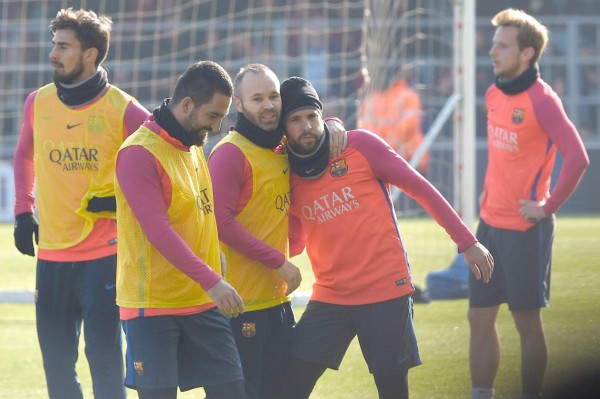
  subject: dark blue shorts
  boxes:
[469,216,554,311]
[291,296,421,377]
[229,302,295,398]
[123,309,244,391]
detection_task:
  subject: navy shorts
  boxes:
[291,296,421,377]
[469,216,554,311]
[229,302,295,398]
[123,309,244,391]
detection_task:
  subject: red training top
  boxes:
[289,129,477,305]
[481,78,589,231]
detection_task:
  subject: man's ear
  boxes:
[233,96,243,113]
[181,97,195,114]
[83,47,98,65]
[521,46,535,66]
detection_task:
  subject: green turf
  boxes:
[1,216,599,398]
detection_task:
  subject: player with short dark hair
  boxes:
[468,9,589,399]
[115,60,245,399]
[12,7,150,399]
[277,76,494,399]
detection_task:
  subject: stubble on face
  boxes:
[184,108,212,146]
[242,103,279,132]
[51,29,88,85]
[53,56,85,84]
[237,72,281,132]
[290,131,320,154]
[183,93,231,147]
[285,109,324,155]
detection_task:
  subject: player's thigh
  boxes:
[291,301,356,370]
[470,220,508,308]
[354,295,421,377]
[502,216,554,312]
[35,259,81,322]
[262,302,295,362]
[178,309,244,391]
[76,255,121,349]
[228,307,270,396]
[123,316,180,390]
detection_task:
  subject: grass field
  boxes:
[1,216,599,398]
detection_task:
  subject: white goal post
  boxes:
[453,0,476,230]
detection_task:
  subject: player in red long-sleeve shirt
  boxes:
[115,61,245,399]
[12,8,149,399]
[277,76,494,399]
[468,9,589,399]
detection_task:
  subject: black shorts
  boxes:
[291,296,421,377]
[230,302,295,398]
[469,216,554,311]
[123,309,243,391]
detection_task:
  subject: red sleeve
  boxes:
[532,89,590,215]
[116,145,222,291]
[208,143,285,269]
[351,130,477,252]
[288,212,306,257]
[122,99,150,139]
[13,91,37,215]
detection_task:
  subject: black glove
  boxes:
[14,212,39,257]
[87,196,117,212]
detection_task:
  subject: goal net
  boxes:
[0,0,464,273]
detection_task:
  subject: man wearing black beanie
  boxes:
[278,76,495,399]
[280,77,330,180]
[280,76,323,116]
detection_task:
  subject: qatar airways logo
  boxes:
[263,181,291,215]
[487,125,519,153]
[301,186,359,224]
[275,192,291,215]
[196,188,213,216]
[47,145,100,171]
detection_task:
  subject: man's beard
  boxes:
[184,112,211,146]
[53,59,85,85]
[187,129,209,146]
[244,107,279,132]
[290,132,320,154]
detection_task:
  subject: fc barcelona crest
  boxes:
[512,108,524,124]
[133,361,144,376]
[330,158,348,177]
[242,322,256,338]
[87,115,105,134]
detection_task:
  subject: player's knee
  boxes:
[512,309,543,336]
[468,307,498,332]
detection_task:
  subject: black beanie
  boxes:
[280,77,323,121]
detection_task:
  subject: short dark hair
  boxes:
[50,8,112,68]
[171,60,233,106]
